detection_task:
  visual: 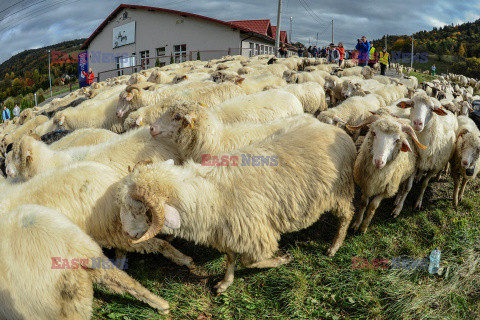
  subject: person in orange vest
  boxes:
[82,68,95,85]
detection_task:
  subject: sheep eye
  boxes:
[173,114,182,121]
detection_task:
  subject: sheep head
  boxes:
[397,94,448,132]
[150,100,203,140]
[53,113,66,130]
[172,74,189,84]
[353,116,426,169]
[317,110,346,128]
[117,160,181,243]
[456,128,480,176]
[361,66,374,79]
[117,88,139,117]
[282,70,298,84]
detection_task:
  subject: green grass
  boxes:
[51,83,79,97]
[92,177,480,319]
[399,54,461,76]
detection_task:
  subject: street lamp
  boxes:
[48,50,52,97]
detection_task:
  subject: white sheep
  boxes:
[279,82,327,114]
[0,204,170,319]
[118,120,356,293]
[0,161,196,270]
[53,85,128,133]
[49,128,118,150]
[151,101,315,161]
[397,93,458,209]
[450,116,480,207]
[347,114,427,233]
[9,126,181,180]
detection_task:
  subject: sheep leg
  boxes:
[415,171,436,210]
[458,177,469,204]
[359,195,384,234]
[327,206,354,256]
[133,238,197,270]
[392,173,415,218]
[89,265,170,314]
[351,195,369,232]
[115,249,128,270]
[214,250,237,294]
[415,169,424,182]
[393,182,405,206]
[453,177,460,207]
[242,254,293,269]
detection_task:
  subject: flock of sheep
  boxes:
[0,53,479,319]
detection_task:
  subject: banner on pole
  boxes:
[78,52,89,88]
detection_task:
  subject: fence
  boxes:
[96,48,263,81]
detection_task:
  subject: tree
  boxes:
[170,53,174,64]
[155,58,162,67]
[196,51,201,60]
[459,43,466,57]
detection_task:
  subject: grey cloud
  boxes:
[0,0,478,64]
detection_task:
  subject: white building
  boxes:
[81,4,296,81]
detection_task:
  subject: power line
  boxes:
[301,0,329,26]
[297,0,329,30]
[0,0,26,16]
[0,0,80,33]
[0,0,49,22]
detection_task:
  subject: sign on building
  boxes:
[78,52,89,88]
[113,21,136,48]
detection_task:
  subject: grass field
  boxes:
[91,173,480,319]
[399,54,461,76]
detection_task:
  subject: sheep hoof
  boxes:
[351,220,361,232]
[414,201,423,211]
[214,279,233,294]
[391,208,401,218]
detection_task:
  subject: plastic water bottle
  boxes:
[428,249,441,274]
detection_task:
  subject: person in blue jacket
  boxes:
[2,105,10,122]
[355,36,370,67]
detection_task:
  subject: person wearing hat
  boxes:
[327,43,340,64]
[379,47,390,76]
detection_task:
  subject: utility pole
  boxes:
[316,32,318,47]
[331,20,334,44]
[274,0,282,57]
[385,34,387,50]
[410,35,414,68]
[48,50,52,97]
[289,17,292,43]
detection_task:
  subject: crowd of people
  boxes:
[292,35,391,74]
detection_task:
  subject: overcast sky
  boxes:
[0,0,479,64]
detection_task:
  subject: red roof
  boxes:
[228,19,273,37]
[271,27,288,44]
[81,4,292,50]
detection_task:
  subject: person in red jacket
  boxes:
[337,42,345,67]
[82,68,95,85]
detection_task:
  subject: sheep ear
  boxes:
[164,159,175,166]
[136,116,144,126]
[163,203,181,229]
[234,77,245,85]
[125,92,134,101]
[433,107,448,116]
[401,140,413,153]
[25,150,33,163]
[183,114,196,129]
[397,100,414,109]
[456,128,469,142]
[364,91,371,94]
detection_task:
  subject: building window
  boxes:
[249,42,254,57]
[255,44,259,56]
[156,47,166,57]
[116,55,135,76]
[140,50,150,69]
[174,44,187,63]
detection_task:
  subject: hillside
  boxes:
[0,38,86,102]
[373,19,480,78]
